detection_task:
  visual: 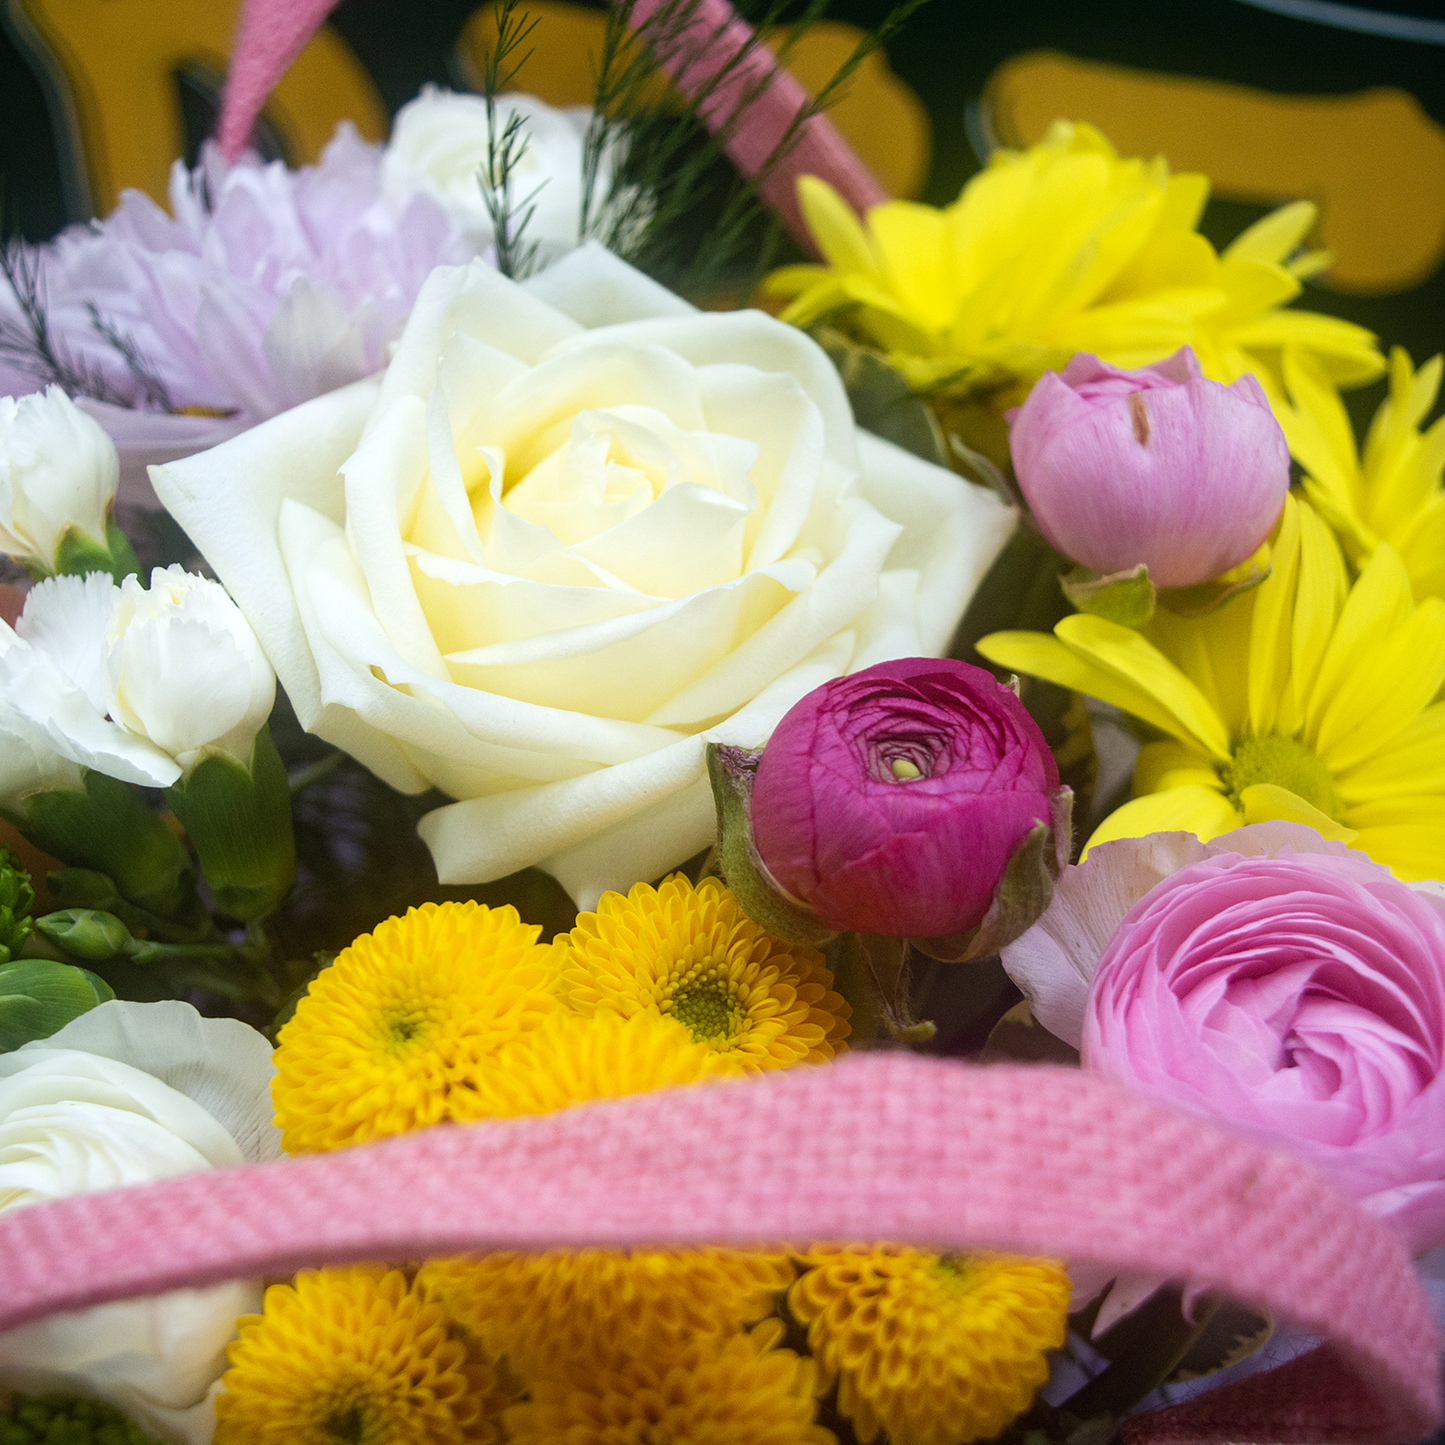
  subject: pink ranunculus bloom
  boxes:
[0,127,472,505]
[1007,347,1290,588]
[1079,838,1445,1254]
[749,657,1064,940]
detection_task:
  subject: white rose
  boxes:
[381,86,595,256]
[0,1000,279,1443]
[106,565,276,772]
[0,387,119,573]
[153,246,1014,904]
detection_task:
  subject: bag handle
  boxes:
[0,1053,1436,1443]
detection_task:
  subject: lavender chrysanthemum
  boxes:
[0,126,473,496]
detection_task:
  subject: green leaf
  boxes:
[0,957,114,1051]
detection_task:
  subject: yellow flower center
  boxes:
[1221,733,1343,819]
[668,975,747,1046]
[322,1399,372,1444]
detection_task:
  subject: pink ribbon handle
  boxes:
[0,1054,1437,1444]
[216,0,885,246]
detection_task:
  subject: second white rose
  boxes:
[153,246,1014,903]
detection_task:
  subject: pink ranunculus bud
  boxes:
[749,658,1067,945]
[1008,348,1290,588]
[1082,844,1445,1254]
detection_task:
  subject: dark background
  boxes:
[3,0,1445,398]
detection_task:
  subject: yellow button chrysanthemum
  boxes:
[417,1246,796,1377]
[214,1265,507,1445]
[559,874,850,1072]
[980,494,1445,880]
[502,1319,834,1445]
[458,1010,723,1120]
[789,1245,1071,1445]
[765,121,1380,429]
[272,901,560,1153]
[1281,345,1445,602]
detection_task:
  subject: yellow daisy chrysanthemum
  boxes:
[272,902,560,1153]
[417,1246,796,1377]
[460,1010,723,1119]
[560,874,850,1072]
[765,121,1381,416]
[788,1245,1071,1445]
[502,1319,834,1445]
[1280,345,1445,600]
[979,494,1445,880]
[214,1265,506,1445]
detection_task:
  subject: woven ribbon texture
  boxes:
[0,1054,1437,1444]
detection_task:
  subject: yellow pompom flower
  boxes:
[502,1320,834,1445]
[979,494,1445,880]
[765,121,1380,416]
[1281,345,1445,601]
[272,902,560,1153]
[788,1245,1070,1445]
[417,1246,796,1376]
[214,1265,506,1445]
[460,1010,723,1119]
[559,874,850,1072]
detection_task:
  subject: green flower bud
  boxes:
[165,724,296,921]
[0,1393,160,1445]
[0,845,36,964]
[12,770,195,919]
[34,908,133,961]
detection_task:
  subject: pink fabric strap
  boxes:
[216,0,886,246]
[217,0,341,160]
[0,1055,1436,1443]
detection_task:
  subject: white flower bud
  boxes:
[0,387,119,573]
[381,85,597,256]
[105,566,275,773]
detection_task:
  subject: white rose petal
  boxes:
[0,1001,277,1443]
[0,387,119,570]
[154,245,1016,904]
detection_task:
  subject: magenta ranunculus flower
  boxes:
[1008,347,1289,588]
[749,658,1068,944]
[1082,844,1445,1253]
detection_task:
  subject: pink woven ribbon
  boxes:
[0,1055,1437,1443]
[216,0,885,246]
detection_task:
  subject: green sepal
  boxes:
[913,788,1073,963]
[0,956,115,1050]
[9,771,194,919]
[816,329,949,468]
[1158,561,1271,618]
[51,519,140,584]
[705,742,835,948]
[35,907,134,960]
[0,845,36,963]
[1060,563,1156,627]
[165,724,296,921]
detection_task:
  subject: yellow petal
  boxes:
[1350,824,1445,883]
[1055,615,1232,760]
[869,202,957,328]
[1133,740,1222,794]
[1290,498,1349,719]
[1238,783,1358,844]
[1345,794,1445,829]
[1306,542,1415,743]
[1084,786,1241,857]
[1335,702,1445,802]
[1280,348,1360,514]
[798,175,879,279]
[1224,200,1317,266]
[1248,493,1301,737]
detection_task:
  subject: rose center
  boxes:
[866,736,943,784]
[1220,734,1343,820]
[668,979,746,1045]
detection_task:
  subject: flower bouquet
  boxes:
[0,2,1442,1443]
